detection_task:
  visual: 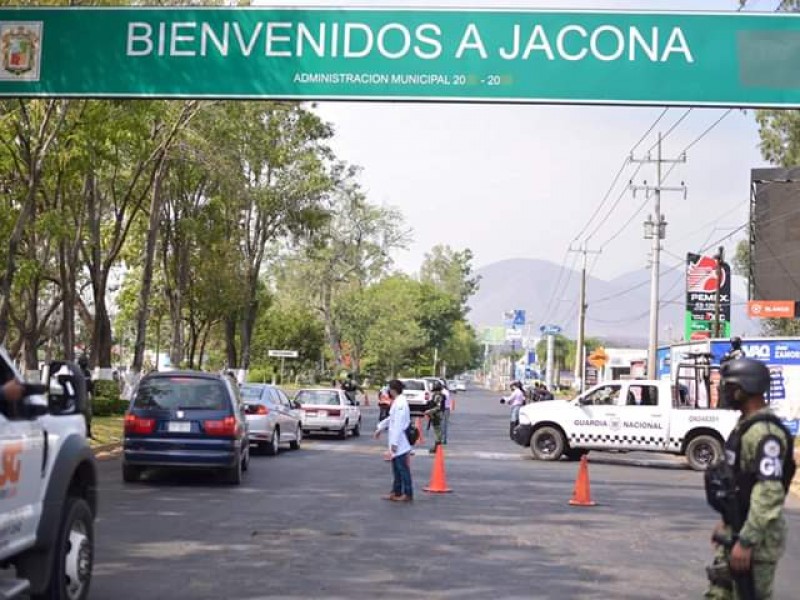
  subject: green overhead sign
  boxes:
[0,7,799,106]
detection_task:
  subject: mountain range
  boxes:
[467,258,755,347]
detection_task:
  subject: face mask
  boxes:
[720,382,746,410]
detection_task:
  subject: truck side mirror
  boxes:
[578,396,591,405]
[45,361,87,417]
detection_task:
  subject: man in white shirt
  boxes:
[374,379,413,502]
[441,381,452,444]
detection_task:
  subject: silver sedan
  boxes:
[240,384,303,455]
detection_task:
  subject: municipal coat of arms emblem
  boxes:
[0,22,43,81]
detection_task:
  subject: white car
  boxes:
[296,388,362,439]
[398,378,432,415]
[454,380,467,392]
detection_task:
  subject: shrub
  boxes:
[92,379,126,416]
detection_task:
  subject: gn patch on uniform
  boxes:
[757,435,785,480]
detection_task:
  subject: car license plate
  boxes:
[317,411,327,418]
[168,421,191,433]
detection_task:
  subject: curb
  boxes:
[92,442,122,460]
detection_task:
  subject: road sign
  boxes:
[268,350,299,358]
[505,328,523,342]
[747,300,796,319]
[539,324,562,336]
[1,8,799,107]
[513,310,526,327]
[588,347,609,369]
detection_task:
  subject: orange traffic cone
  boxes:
[450,395,456,412]
[363,394,370,407]
[423,444,452,494]
[416,417,426,445]
[569,455,596,507]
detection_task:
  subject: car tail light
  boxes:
[124,413,155,435]
[424,392,430,402]
[255,404,268,415]
[204,416,240,437]
[327,409,341,417]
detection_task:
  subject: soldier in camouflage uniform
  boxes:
[424,380,446,454]
[705,358,795,600]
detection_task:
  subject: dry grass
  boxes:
[90,416,124,448]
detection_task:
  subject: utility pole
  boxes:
[569,244,601,393]
[630,132,687,379]
[714,246,724,337]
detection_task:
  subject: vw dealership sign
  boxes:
[0,7,798,106]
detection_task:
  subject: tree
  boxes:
[250,303,325,379]
[275,173,409,368]
[536,335,572,382]
[439,320,482,376]
[420,245,481,312]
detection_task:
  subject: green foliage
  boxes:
[250,303,325,371]
[92,379,125,417]
[420,245,481,312]
[247,367,275,384]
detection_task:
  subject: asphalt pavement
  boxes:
[89,388,800,599]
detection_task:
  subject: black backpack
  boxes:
[405,422,420,445]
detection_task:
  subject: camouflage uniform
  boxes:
[425,391,446,446]
[705,408,790,599]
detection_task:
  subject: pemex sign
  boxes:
[0,7,799,106]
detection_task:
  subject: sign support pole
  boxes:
[714,246,724,337]
[545,333,555,390]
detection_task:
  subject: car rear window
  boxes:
[402,380,425,391]
[134,377,229,411]
[240,386,265,401]
[296,390,340,406]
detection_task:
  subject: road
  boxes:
[90,389,800,599]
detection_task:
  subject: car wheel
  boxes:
[266,428,280,456]
[530,426,566,461]
[338,422,348,440]
[685,435,723,471]
[290,425,302,450]
[32,496,94,600]
[122,464,142,483]
[242,447,250,472]
[224,456,243,485]
[352,419,361,437]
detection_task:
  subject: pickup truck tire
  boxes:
[224,455,243,485]
[32,496,93,600]
[530,426,566,461]
[685,435,723,471]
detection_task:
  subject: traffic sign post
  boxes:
[268,350,299,384]
[0,8,799,107]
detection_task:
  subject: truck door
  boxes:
[571,383,623,449]
[0,403,46,560]
[615,383,670,450]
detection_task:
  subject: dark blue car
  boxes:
[122,371,250,485]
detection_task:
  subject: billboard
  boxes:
[750,167,800,301]
[685,253,731,340]
[710,338,800,433]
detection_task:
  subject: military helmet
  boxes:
[719,357,770,396]
[730,336,743,349]
[77,354,89,369]
[431,381,443,392]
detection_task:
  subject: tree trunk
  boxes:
[239,270,259,370]
[59,238,76,361]
[22,281,39,373]
[0,182,38,344]
[224,316,238,368]
[199,321,212,370]
[321,284,343,366]
[132,159,168,372]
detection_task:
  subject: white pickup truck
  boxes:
[0,347,97,599]
[512,379,740,470]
